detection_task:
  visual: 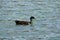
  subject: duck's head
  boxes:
[30,16,35,22]
[30,16,35,20]
[30,16,35,26]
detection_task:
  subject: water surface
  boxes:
[0,0,60,40]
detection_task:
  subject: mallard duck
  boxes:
[15,16,35,25]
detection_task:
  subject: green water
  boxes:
[0,0,60,40]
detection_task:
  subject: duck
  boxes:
[15,16,35,25]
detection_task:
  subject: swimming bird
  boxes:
[15,16,35,25]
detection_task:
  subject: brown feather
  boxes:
[15,21,29,25]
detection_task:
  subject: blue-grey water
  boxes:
[0,0,60,40]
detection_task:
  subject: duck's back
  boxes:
[15,20,29,25]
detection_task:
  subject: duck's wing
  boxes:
[15,20,29,25]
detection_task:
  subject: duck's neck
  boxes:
[30,19,34,26]
[30,20,32,24]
